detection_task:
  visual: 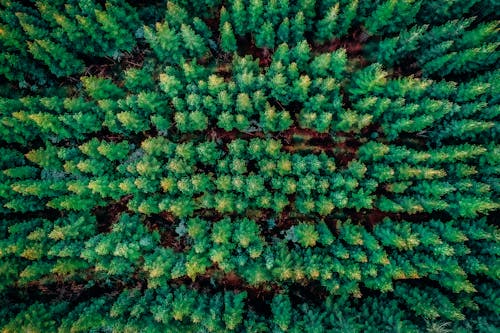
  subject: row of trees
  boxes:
[1,0,141,84]
[2,137,497,217]
[3,281,498,332]
[1,211,497,331]
[1,0,497,88]
[2,57,497,143]
[349,64,499,141]
[2,211,497,296]
[0,44,347,139]
[370,17,499,77]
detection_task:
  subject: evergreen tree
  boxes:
[220,21,237,53]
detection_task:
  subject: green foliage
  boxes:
[220,21,237,53]
[82,76,125,100]
[81,213,159,277]
[315,3,339,42]
[293,223,320,247]
[271,294,292,331]
[27,39,84,77]
[0,1,498,332]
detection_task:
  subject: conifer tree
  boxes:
[315,3,339,43]
[255,21,275,49]
[220,21,237,53]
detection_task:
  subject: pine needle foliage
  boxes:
[0,0,498,332]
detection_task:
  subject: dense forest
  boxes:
[0,0,499,332]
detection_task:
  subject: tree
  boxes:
[293,223,319,247]
[349,63,388,97]
[315,4,339,42]
[81,76,125,100]
[144,21,181,63]
[223,291,247,330]
[27,38,84,77]
[255,21,275,49]
[246,175,265,198]
[180,23,207,58]
[337,0,359,37]
[220,21,237,53]
[248,0,264,32]
[290,12,306,44]
[81,213,160,277]
[25,144,62,170]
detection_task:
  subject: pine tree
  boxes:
[293,223,319,247]
[290,11,306,44]
[144,21,181,63]
[255,21,275,49]
[337,0,358,37]
[180,23,208,58]
[315,3,339,43]
[220,21,237,53]
[27,39,84,77]
[271,294,292,330]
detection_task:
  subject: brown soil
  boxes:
[83,47,145,79]
[144,213,187,252]
[236,35,273,66]
[93,195,132,233]
[314,29,368,57]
